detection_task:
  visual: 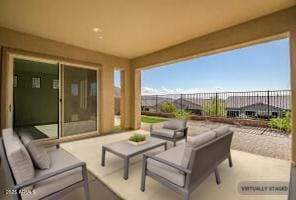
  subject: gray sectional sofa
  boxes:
[141,125,233,200]
[0,128,90,200]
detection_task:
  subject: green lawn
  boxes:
[141,116,167,124]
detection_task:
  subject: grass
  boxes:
[141,116,167,124]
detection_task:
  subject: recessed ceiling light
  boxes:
[93,27,102,33]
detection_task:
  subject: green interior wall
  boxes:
[13,58,58,126]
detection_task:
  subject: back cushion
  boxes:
[2,129,35,189]
[163,119,186,130]
[213,125,231,137]
[181,131,216,168]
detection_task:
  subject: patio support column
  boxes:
[0,46,2,132]
[130,68,141,129]
[100,64,114,134]
[120,69,131,129]
[290,31,296,165]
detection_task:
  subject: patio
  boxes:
[0,125,291,200]
[58,128,290,200]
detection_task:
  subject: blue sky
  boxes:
[115,38,290,94]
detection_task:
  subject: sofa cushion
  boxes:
[19,133,33,145]
[187,130,216,147]
[147,144,185,187]
[2,128,34,189]
[163,119,186,130]
[151,128,184,138]
[181,131,216,168]
[213,125,231,137]
[26,142,51,169]
[21,148,83,200]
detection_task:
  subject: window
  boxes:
[32,77,41,88]
[90,82,97,96]
[227,110,239,117]
[53,79,59,89]
[71,83,79,96]
[13,76,18,88]
[245,111,256,117]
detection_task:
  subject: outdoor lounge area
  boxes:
[41,128,291,200]
[0,121,292,200]
[1,1,296,200]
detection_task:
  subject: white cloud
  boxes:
[141,86,225,95]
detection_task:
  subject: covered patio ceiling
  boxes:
[0,0,295,58]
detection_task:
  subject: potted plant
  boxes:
[128,134,147,146]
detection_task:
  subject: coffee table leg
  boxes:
[123,157,129,180]
[101,147,106,167]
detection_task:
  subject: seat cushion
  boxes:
[2,128,34,189]
[181,131,216,168]
[147,144,185,187]
[21,148,83,200]
[213,125,232,137]
[151,128,184,138]
[163,119,186,130]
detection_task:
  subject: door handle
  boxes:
[9,104,12,112]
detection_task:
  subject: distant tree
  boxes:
[202,97,226,117]
[160,101,176,113]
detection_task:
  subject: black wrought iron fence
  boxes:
[141,90,291,120]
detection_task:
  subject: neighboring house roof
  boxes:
[141,96,172,107]
[173,98,201,109]
[142,96,206,109]
[225,95,291,110]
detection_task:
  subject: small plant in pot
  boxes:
[128,134,147,146]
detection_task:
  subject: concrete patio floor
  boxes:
[60,129,290,200]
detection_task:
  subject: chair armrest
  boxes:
[144,154,191,174]
[173,127,188,138]
[174,127,188,133]
[14,161,86,190]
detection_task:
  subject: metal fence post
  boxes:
[267,90,270,119]
[156,95,158,112]
[215,92,218,117]
[180,94,183,111]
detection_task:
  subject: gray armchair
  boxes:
[0,128,90,200]
[150,119,188,146]
[141,126,233,200]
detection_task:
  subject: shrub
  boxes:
[173,110,192,120]
[268,111,291,133]
[129,134,146,142]
[160,101,176,113]
[202,97,226,117]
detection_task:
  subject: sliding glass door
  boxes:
[9,55,99,140]
[62,65,98,136]
[13,58,59,139]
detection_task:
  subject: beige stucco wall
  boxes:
[0,27,130,134]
